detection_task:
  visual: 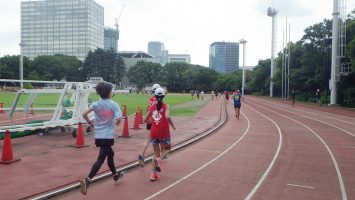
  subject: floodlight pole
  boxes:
[330,0,339,105]
[19,42,24,90]
[267,7,278,97]
[240,39,247,96]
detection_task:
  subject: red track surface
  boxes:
[0,100,221,200]
[51,96,355,200]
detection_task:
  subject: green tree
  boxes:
[82,48,125,84]
[30,54,81,81]
[127,61,162,88]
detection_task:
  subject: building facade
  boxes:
[148,41,166,65]
[209,42,239,73]
[21,0,104,61]
[167,54,191,64]
[117,51,154,85]
[104,27,119,52]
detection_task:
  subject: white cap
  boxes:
[152,84,161,91]
[154,87,165,96]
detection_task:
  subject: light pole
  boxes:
[267,7,278,97]
[239,39,247,96]
[330,0,339,105]
[19,42,24,90]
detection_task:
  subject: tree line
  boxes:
[1,10,354,107]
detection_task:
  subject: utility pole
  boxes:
[240,39,247,96]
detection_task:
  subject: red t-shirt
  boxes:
[147,96,157,110]
[149,103,170,139]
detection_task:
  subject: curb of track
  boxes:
[27,100,228,200]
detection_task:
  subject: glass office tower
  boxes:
[209,42,239,73]
[21,0,104,61]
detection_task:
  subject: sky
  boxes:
[0,0,354,67]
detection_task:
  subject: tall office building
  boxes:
[21,0,104,61]
[209,42,239,73]
[148,41,166,65]
[104,27,119,52]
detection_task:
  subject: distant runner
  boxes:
[233,89,244,119]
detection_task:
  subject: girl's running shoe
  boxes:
[113,171,125,182]
[150,171,160,181]
[138,154,145,167]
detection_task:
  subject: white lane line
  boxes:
[244,105,283,200]
[342,146,355,149]
[251,99,355,138]
[286,184,314,189]
[0,114,51,123]
[251,103,348,200]
[144,111,251,200]
[250,97,355,125]
[188,148,221,154]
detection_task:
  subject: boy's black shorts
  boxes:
[95,138,114,147]
[146,123,152,130]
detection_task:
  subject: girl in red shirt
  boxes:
[144,88,176,181]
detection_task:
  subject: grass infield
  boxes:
[0,93,204,116]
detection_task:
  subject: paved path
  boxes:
[52,95,355,200]
[0,100,222,200]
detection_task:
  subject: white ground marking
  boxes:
[250,102,347,200]
[251,98,355,138]
[244,105,283,200]
[187,148,221,154]
[342,146,355,149]
[144,110,251,200]
[286,184,314,189]
[0,114,51,123]
[251,97,355,126]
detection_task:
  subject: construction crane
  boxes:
[114,2,126,31]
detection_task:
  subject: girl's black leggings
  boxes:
[88,139,116,179]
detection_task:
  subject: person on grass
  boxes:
[144,88,176,181]
[79,82,125,195]
[137,83,160,167]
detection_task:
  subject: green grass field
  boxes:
[0,93,202,116]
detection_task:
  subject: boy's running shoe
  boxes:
[150,172,160,181]
[154,158,162,172]
[80,177,90,195]
[113,171,125,182]
[138,154,145,167]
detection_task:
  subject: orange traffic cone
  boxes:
[131,112,142,130]
[0,130,21,164]
[71,122,89,148]
[121,105,130,138]
[0,103,4,114]
[138,107,144,124]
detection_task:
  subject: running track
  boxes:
[52,96,355,200]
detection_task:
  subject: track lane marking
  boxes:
[249,102,347,200]
[286,183,314,189]
[244,105,283,200]
[250,97,355,126]
[342,146,355,149]
[0,114,51,123]
[249,98,355,138]
[187,148,221,154]
[144,110,251,200]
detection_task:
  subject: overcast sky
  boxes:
[0,0,354,67]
